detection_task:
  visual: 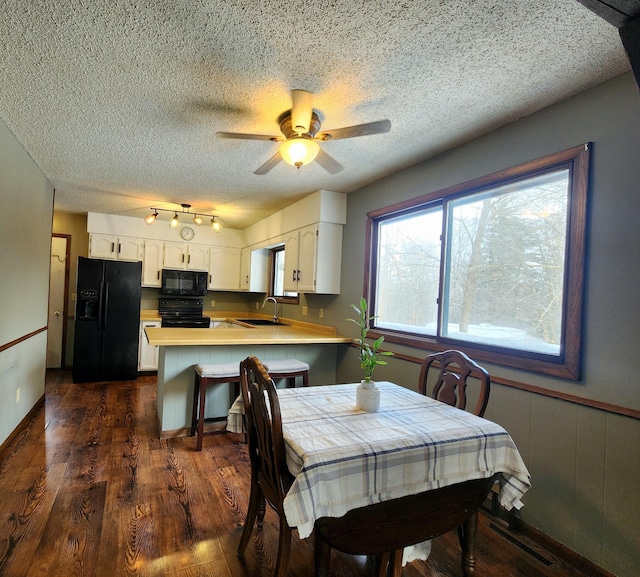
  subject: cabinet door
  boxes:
[163,242,187,269]
[240,247,251,291]
[312,222,343,294]
[283,231,300,292]
[208,246,241,290]
[89,233,117,259]
[117,237,143,261]
[297,224,318,292]
[142,240,164,287]
[138,321,160,371]
[186,245,209,271]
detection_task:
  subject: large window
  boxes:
[366,145,589,379]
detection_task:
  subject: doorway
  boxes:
[47,234,71,368]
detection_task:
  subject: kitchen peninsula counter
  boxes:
[145,319,352,347]
[149,315,352,438]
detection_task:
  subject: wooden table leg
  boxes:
[459,512,479,576]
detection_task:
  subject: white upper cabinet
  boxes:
[240,247,268,292]
[89,234,142,261]
[186,244,209,271]
[283,223,342,294]
[208,246,241,291]
[163,242,209,271]
[141,239,164,287]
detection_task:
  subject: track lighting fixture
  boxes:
[144,203,222,232]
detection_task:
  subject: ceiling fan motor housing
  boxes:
[280,111,322,139]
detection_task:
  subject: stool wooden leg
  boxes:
[302,370,309,387]
[196,378,207,451]
[190,375,200,437]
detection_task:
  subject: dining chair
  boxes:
[418,349,491,417]
[237,356,294,577]
[314,474,497,577]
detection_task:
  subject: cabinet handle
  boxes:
[111,242,115,253]
[182,254,185,263]
[292,270,296,282]
[118,243,122,254]
[209,274,212,283]
[157,270,160,280]
[188,255,191,264]
[296,269,300,281]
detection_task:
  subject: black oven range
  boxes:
[158,298,210,328]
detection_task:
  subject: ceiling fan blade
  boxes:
[314,148,343,174]
[317,119,391,141]
[254,151,283,175]
[217,131,280,141]
[291,89,314,134]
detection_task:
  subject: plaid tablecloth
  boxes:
[228,381,530,540]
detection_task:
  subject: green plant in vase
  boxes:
[347,297,393,388]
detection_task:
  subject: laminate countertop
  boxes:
[144,314,353,347]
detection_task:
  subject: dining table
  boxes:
[227,380,531,565]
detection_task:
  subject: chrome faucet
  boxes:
[263,296,278,323]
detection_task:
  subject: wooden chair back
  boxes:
[418,349,491,417]
[238,356,294,577]
[240,355,291,513]
[314,475,497,577]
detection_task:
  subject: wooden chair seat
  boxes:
[261,358,309,388]
[190,362,241,451]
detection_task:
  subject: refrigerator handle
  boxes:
[103,281,109,329]
[97,281,104,330]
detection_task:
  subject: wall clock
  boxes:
[180,226,195,241]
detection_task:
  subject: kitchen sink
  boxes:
[234,319,290,326]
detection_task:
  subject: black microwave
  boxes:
[161,269,208,296]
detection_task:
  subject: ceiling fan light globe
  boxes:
[279,138,319,168]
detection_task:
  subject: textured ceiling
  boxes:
[0,1,631,229]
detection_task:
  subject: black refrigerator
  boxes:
[72,257,142,383]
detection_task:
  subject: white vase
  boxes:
[356,380,381,412]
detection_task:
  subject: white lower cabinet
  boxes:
[138,321,160,371]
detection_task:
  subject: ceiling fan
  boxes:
[216,90,391,175]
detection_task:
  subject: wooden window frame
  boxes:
[364,144,590,380]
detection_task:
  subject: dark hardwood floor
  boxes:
[0,371,593,577]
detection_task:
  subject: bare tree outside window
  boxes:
[443,171,569,354]
[366,145,589,379]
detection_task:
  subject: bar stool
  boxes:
[191,362,241,451]
[261,358,310,388]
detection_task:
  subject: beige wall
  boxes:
[333,72,640,577]
[0,116,54,446]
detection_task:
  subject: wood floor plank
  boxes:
[0,371,598,577]
[0,463,67,577]
[31,481,107,576]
